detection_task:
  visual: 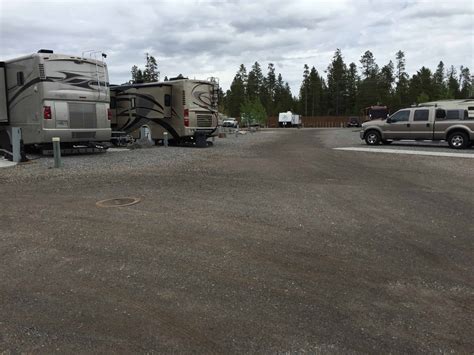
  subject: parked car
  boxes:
[360,107,474,149]
[222,119,238,128]
[347,117,361,127]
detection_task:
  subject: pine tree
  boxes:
[459,66,472,98]
[346,62,359,114]
[143,53,159,82]
[226,65,247,117]
[433,61,447,99]
[327,49,348,115]
[378,61,394,107]
[394,50,409,109]
[360,50,378,79]
[246,62,264,100]
[409,67,434,104]
[447,65,460,99]
[299,64,310,115]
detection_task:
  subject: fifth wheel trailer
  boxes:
[110,77,219,147]
[0,50,111,158]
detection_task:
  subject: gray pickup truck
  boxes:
[360,107,474,149]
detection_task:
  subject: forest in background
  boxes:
[129,49,473,123]
[220,49,472,121]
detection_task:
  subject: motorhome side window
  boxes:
[390,110,410,122]
[16,72,24,86]
[414,109,429,121]
[165,94,171,107]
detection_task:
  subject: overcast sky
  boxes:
[0,0,472,95]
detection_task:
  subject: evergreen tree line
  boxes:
[130,53,160,83]
[222,49,472,118]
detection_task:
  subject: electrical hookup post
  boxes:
[11,127,22,163]
[52,137,62,168]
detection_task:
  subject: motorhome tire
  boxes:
[365,130,381,145]
[447,131,469,149]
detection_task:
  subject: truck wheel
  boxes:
[365,131,381,145]
[448,131,469,149]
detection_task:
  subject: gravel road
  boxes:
[1,128,473,353]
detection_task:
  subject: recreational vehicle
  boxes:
[110,77,219,147]
[418,99,474,119]
[278,111,301,127]
[0,50,111,158]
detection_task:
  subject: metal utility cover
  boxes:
[96,197,141,208]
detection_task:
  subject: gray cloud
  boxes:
[0,0,472,95]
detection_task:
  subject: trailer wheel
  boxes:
[447,131,469,149]
[365,130,381,145]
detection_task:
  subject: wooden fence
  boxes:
[265,116,350,128]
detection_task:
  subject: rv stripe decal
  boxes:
[121,114,180,140]
[8,77,43,105]
[8,73,109,106]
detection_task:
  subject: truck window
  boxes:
[110,97,116,109]
[390,110,410,122]
[414,109,429,121]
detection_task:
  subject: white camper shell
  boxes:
[0,50,111,157]
[279,111,301,127]
[110,77,219,147]
[419,99,474,119]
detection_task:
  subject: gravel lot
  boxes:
[1,128,473,353]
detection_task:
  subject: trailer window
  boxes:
[16,72,24,86]
[446,110,461,120]
[414,109,429,121]
[435,109,446,119]
[165,94,171,107]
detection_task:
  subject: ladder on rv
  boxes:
[82,50,107,100]
[207,77,219,110]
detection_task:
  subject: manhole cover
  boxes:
[96,197,141,208]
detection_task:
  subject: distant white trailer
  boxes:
[278,111,301,128]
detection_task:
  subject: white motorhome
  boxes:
[278,111,301,127]
[0,50,111,158]
[419,99,474,118]
[110,77,219,147]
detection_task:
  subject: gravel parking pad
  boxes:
[0,129,472,353]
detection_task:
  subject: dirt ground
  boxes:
[1,129,473,353]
